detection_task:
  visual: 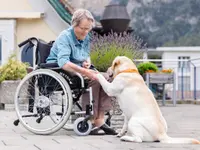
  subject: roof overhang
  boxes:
[0,12,44,19]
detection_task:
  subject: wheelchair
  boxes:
[13,37,111,136]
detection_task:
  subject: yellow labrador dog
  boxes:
[96,56,199,144]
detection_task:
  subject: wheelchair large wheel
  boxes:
[14,69,73,135]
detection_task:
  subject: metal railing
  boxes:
[135,58,200,101]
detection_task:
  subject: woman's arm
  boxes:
[62,61,97,80]
[62,61,86,74]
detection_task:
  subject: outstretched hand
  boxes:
[83,69,99,80]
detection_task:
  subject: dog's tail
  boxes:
[159,134,200,144]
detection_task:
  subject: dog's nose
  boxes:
[109,73,113,78]
[106,67,113,78]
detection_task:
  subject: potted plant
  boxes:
[137,62,158,76]
[0,54,29,109]
[137,62,174,104]
[137,61,174,83]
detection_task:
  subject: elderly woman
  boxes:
[46,9,117,135]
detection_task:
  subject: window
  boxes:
[178,56,190,72]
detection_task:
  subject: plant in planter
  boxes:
[137,62,175,103]
[161,68,173,73]
[137,62,158,76]
[90,31,146,72]
[137,62,174,82]
[0,54,29,108]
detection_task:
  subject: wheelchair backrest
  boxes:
[36,39,54,65]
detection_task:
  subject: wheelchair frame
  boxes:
[13,37,102,136]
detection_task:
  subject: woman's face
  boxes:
[74,18,93,40]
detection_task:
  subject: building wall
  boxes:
[28,0,69,35]
[16,19,56,48]
[0,0,68,65]
[16,18,57,64]
[0,0,32,11]
[162,51,200,91]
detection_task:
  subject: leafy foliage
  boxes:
[137,62,158,75]
[0,54,29,83]
[72,0,200,47]
[130,0,200,47]
[90,31,146,72]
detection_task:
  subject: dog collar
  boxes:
[114,69,139,78]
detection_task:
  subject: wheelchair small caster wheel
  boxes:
[36,118,42,123]
[13,120,20,126]
[73,117,92,136]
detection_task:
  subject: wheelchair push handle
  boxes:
[18,37,38,47]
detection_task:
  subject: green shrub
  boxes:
[90,31,146,72]
[137,62,158,75]
[0,54,29,83]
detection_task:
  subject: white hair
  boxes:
[71,9,95,27]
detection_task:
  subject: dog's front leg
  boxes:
[117,114,128,137]
[96,74,124,97]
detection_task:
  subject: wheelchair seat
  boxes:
[39,62,59,68]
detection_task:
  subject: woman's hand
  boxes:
[83,69,98,80]
[82,61,91,69]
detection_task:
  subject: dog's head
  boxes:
[108,56,138,78]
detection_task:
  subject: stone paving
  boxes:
[0,104,200,150]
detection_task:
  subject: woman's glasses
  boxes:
[78,26,92,32]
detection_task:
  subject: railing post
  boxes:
[194,66,197,100]
[181,67,184,100]
[162,84,165,106]
[146,73,149,87]
[173,72,176,106]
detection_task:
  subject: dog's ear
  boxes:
[113,60,120,69]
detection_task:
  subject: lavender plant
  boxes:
[90,31,146,72]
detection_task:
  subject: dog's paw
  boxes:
[120,136,131,141]
[116,133,122,138]
[116,131,126,138]
[120,135,142,142]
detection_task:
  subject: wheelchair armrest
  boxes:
[62,71,85,89]
[74,72,85,88]
[39,63,87,89]
[39,63,59,68]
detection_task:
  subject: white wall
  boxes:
[162,51,200,90]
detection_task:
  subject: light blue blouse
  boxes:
[46,26,90,67]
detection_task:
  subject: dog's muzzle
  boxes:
[106,67,114,78]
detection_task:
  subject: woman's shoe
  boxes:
[100,124,117,135]
[89,127,105,135]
